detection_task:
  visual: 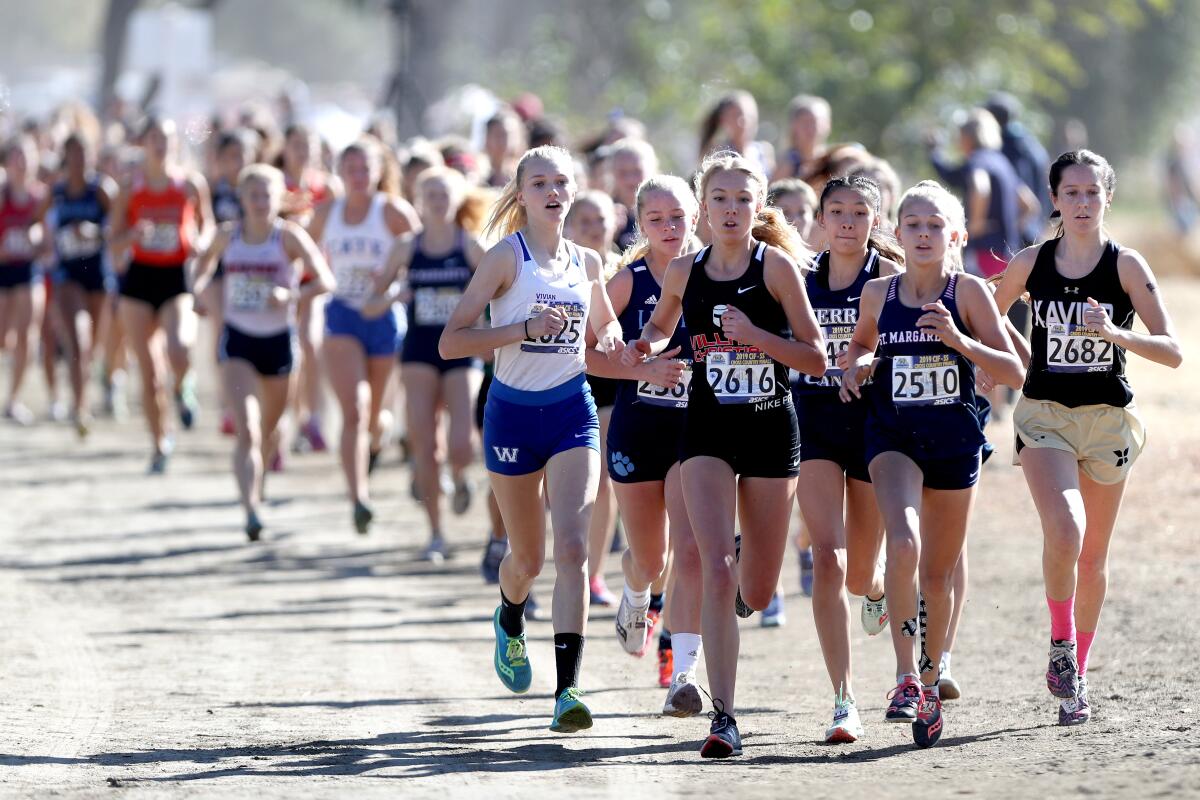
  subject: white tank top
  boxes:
[222,220,296,336]
[322,193,393,310]
[490,231,591,392]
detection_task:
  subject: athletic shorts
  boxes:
[588,376,619,409]
[119,261,188,311]
[606,401,686,483]
[476,370,492,432]
[400,328,481,373]
[681,399,800,478]
[57,257,108,293]
[0,262,35,289]
[865,419,983,490]
[1012,396,1145,485]
[794,390,871,483]
[219,323,295,377]
[483,373,599,476]
[325,298,402,358]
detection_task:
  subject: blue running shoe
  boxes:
[700,700,742,758]
[799,547,814,597]
[549,687,592,733]
[760,592,786,628]
[492,606,532,693]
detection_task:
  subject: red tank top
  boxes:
[0,187,42,265]
[128,177,195,266]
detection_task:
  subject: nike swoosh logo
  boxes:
[574,433,591,438]
[847,295,862,302]
[737,285,756,294]
[555,643,568,649]
[567,281,580,288]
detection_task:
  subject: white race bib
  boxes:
[57,222,102,260]
[520,302,585,355]
[891,354,961,407]
[706,350,775,404]
[334,263,377,305]
[3,228,32,259]
[1046,322,1114,373]
[229,275,274,312]
[822,322,854,380]
[636,364,691,408]
[413,286,462,327]
[141,222,180,253]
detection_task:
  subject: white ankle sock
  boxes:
[624,583,651,610]
[672,632,702,677]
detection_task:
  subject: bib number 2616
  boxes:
[707,351,774,404]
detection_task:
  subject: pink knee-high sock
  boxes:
[1046,594,1076,642]
[1077,630,1096,676]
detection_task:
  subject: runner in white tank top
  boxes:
[323,193,393,311]
[438,146,623,734]
[192,165,334,542]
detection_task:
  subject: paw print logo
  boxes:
[610,451,635,477]
[1113,447,1129,467]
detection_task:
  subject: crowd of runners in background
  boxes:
[0,87,1181,757]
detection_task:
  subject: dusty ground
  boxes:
[0,280,1198,799]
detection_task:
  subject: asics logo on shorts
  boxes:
[492,446,520,463]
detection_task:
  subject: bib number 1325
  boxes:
[520,302,584,354]
[891,354,961,407]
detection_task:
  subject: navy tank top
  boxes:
[614,257,692,410]
[406,230,473,333]
[212,178,243,224]
[869,273,984,455]
[684,242,792,412]
[1023,238,1134,408]
[52,180,105,266]
[794,248,880,395]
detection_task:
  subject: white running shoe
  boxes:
[938,657,961,701]
[861,594,889,636]
[825,686,864,743]
[662,672,704,718]
[614,592,650,655]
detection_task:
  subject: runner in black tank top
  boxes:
[991,149,1182,730]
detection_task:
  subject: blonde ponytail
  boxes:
[483,145,575,240]
[753,206,814,271]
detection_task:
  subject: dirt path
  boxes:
[1,280,1198,798]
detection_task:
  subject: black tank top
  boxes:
[212,179,243,224]
[870,273,985,456]
[407,230,473,333]
[1023,238,1134,408]
[52,180,106,266]
[615,257,692,411]
[794,248,880,395]
[684,242,791,412]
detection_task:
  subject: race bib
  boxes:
[636,364,691,408]
[3,228,32,259]
[333,263,377,304]
[821,322,854,380]
[520,302,585,354]
[141,222,180,253]
[1046,322,1113,373]
[706,350,775,404]
[413,286,462,327]
[57,222,102,260]
[891,354,961,407]
[228,275,274,312]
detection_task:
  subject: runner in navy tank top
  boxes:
[624,152,825,758]
[394,167,486,562]
[992,150,1182,728]
[844,180,1024,749]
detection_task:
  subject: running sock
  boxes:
[624,583,651,610]
[554,633,584,698]
[1046,593,1076,643]
[1077,630,1096,676]
[648,592,665,613]
[940,651,952,670]
[658,628,672,652]
[498,588,527,637]
[923,681,940,699]
[672,632,702,677]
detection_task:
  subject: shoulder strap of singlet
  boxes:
[692,245,710,266]
[945,272,959,301]
[885,274,900,301]
[865,248,881,279]
[511,231,533,263]
[752,240,767,264]
[815,250,831,290]
[631,258,647,273]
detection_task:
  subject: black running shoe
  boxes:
[1047,639,1079,699]
[367,448,382,475]
[245,511,263,543]
[481,536,506,584]
[700,701,742,758]
[912,687,944,749]
[733,534,754,618]
[353,501,374,535]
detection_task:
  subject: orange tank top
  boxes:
[128,177,195,266]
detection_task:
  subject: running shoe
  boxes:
[615,592,650,655]
[912,687,944,748]
[938,657,961,701]
[269,451,285,473]
[73,413,92,439]
[861,594,889,636]
[662,671,703,718]
[421,535,450,564]
[657,646,674,688]
[491,606,531,694]
[761,592,786,628]
[1047,639,1080,699]
[643,608,662,653]
[353,500,374,535]
[452,477,473,515]
[245,511,263,543]
[301,419,327,452]
[147,438,174,476]
[1059,677,1091,726]
[825,685,864,743]
[4,403,33,427]
[885,675,922,722]
[700,702,742,758]
[799,547,814,597]
[549,687,592,733]
[524,592,541,622]
[480,536,507,584]
[367,448,382,475]
[733,534,754,619]
[220,412,235,437]
[48,400,68,422]
[175,376,198,430]
[589,575,617,607]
